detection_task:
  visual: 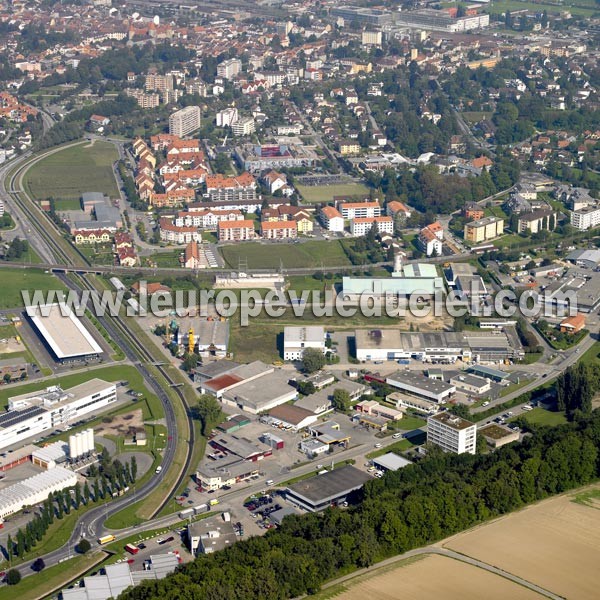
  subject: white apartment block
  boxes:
[320,206,345,232]
[570,206,600,230]
[216,107,239,127]
[339,201,381,219]
[217,58,242,80]
[169,106,202,137]
[283,326,326,361]
[217,219,255,241]
[427,412,476,455]
[232,116,256,136]
[351,216,393,237]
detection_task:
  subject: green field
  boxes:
[25,141,120,202]
[0,268,66,309]
[220,240,351,269]
[484,0,599,16]
[517,407,568,427]
[297,183,371,203]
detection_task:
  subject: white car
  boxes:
[374,443,382,449]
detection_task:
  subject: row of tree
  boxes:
[122,411,600,600]
[556,362,597,420]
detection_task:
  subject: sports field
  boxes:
[25,141,120,202]
[332,554,543,600]
[219,240,351,269]
[297,183,370,203]
[445,487,600,600]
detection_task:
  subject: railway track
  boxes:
[5,150,195,520]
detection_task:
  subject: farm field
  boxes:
[485,0,598,16]
[444,487,600,600]
[331,554,543,600]
[219,240,351,269]
[0,267,66,309]
[297,182,370,203]
[24,140,120,202]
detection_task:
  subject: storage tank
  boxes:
[86,428,95,454]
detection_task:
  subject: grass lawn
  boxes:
[79,244,116,266]
[516,407,568,427]
[24,141,120,202]
[367,438,416,459]
[53,198,84,211]
[142,249,184,268]
[0,268,66,309]
[220,240,351,269]
[461,111,493,124]
[296,183,371,203]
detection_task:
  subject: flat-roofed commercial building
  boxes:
[26,302,103,362]
[387,392,440,416]
[449,373,491,395]
[427,412,476,454]
[285,465,371,512]
[479,423,520,449]
[386,371,455,403]
[283,326,326,361]
[1,379,116,450]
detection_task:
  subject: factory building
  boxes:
[0,380,115,451]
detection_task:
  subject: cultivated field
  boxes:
[220,240,351,269]
[332,554,543,600]
[25,140,120,202]
[297,183,370,203]
[444,487,600,600]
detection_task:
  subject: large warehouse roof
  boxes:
[26,302,103,359]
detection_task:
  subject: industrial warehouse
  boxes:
[0,379,116,450]
[354,329,524,363]
[25,302,104,362]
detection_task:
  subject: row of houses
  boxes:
[72,230,138,266]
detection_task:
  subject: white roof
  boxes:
[31,440,68,463]
[26,302,103,359]
[372,452,412,471]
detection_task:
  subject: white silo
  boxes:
[75,433,84,459]
[86,428,95,454]
[69,434,77,460]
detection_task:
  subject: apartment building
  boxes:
[145,73,174,93]
[338,201,381,219]
[260,220,298,240]
[320,206,344,232]
[169,106,202,137]
[464,216,504,243]
[126,89,159,109]
[351,216,393,236]
[217,219,255,242]
[570,205,600,230]
[216,107,239,127]
[217,58,242,80]
[205,173,257,202]
[231,116,256,137]
[427,412,477,455]
[159,219,202,244]
[517,209,557,234]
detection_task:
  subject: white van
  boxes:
[392,433,402,439]
[266,479,274,486]
[155,465,162,474]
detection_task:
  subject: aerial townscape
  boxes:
[0,0,600,598]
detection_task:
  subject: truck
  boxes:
[193,503,209,515]
[98,535,116,545]
[179,508,194,519]
[124,543,139,555]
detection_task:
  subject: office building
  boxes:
[427,412,476,454]
[331,7,392,27]
[168,106,201,137]
[231,116,255,136]
[283,326,326,361]
[395,9,489,32]
[386,371,455,403]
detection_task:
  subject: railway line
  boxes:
[3,150,195,526]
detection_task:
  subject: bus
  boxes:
[124,543,139,555]
[98,535,116,545]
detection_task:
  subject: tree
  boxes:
[182,352,200,372]
[297,381,316,396]
[302,348,326,373]
[32,558,45,572]
[6,569,21,585]
[449,404,472,420]
[131,455,138,482]
[6,534,13,563]
[332,389,352,413]
[74,483,82,509]
[77,538,91,554]
[193,394,223,435]
[213,153,230,174]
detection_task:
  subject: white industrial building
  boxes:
[0,380,116,450]
[283,326,326,361]
[26,302,103,362]
[0,466,77,519]
[427,412,477,455]
[386,371,455,403]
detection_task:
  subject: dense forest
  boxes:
[121,410,600,600]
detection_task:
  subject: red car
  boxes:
[127,559,135,564]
